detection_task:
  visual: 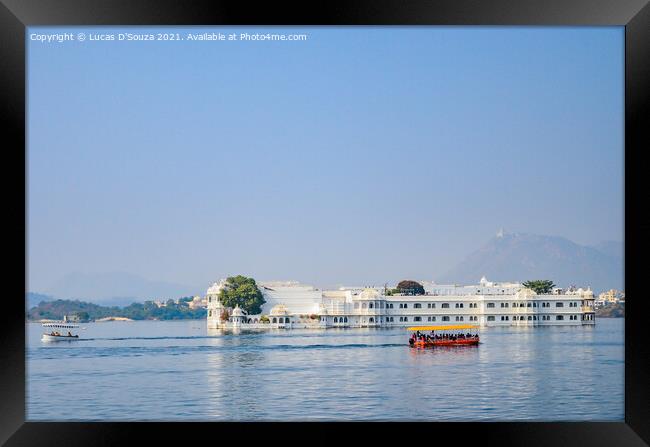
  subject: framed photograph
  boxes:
[2,0,648,445]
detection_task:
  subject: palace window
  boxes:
[556,315,564,320]
[403,317,408,322]
[403,303,408,309]
[414,303,422,309]
[442,303,449,308]
[527,303,532,307]
[528,316,532,320]
[556,302,564,308]
[344,317,348,323]
[334,317,338,323]
[369,303,374,309]
[442,316,450,322]
[369,317,374,323]
[414,316,422,322]
[533,302,537,307]
[487,316,495,321]
[388,303,393,309]
[487,303,495,308]
[208,310,212,317]
[362,303,367,309]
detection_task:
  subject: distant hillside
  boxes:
[438,232,623,294]
[590,240,624,260]
[43,271,198,305]
[27,298,205,321]
[26,292,55,308]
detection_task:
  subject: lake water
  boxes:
[26,318,624,421]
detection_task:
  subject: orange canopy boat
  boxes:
[407,324,479,347]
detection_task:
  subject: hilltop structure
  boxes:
[206,277,596,330]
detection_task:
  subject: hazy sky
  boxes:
[28,26,624,291]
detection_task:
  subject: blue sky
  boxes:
[27,26,624,291]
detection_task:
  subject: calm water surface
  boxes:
[27,319,624,421]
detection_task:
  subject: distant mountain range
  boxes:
[31,271,198,307]
[28,232,623,306]
[26,292,54,309]
[438,232,623,294]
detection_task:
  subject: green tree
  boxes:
[522,280,555,294]
[73,311,90,322]
[218,275,266,314]
[396,280,425,296]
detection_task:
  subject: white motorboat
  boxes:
[41,315,80,342]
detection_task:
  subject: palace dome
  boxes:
[359,288,380,299]
[206,280,226,295]
[231,305,246,317]
[270,304,289,316]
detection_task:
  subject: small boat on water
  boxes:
[41,315,80,342]
[407,324,479,348]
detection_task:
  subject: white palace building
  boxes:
[206,277,596,330]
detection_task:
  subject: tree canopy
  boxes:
[26,298,206,321]
[396,280,425,296]
[522,280,555,295]
[218,275,266,315]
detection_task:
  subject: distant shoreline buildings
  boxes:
[594,289,625,308]
[206,277,596,330]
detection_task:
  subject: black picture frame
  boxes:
[1,1,648,445]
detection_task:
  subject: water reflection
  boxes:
[27,319,624,421]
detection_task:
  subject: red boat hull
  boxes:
[411,338,479,347]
